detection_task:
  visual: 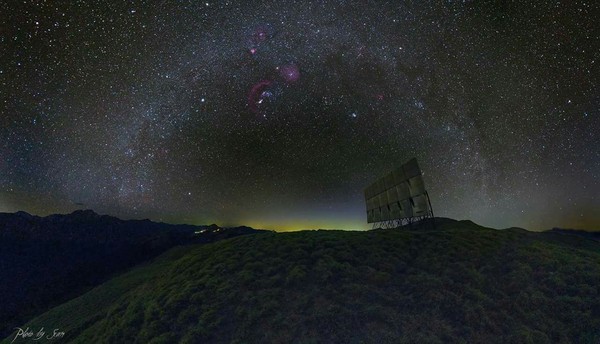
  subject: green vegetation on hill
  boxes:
[0,210,261,338]
[5,220,600,343]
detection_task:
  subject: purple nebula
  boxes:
[279,64,300,83]
[250,24,274,45]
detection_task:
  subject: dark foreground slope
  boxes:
[0,210,260,338]
[5,220,600,343]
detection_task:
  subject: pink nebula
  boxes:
[279,64,300,83]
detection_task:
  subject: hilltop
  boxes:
[5,219,599,343]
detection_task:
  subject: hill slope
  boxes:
[5,220,600,343]
[0,210,261,337]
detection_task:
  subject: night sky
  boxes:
[1,1,598,231]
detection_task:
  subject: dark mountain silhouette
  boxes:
[0,210,262,338]
[4,218,599,343]
[549,227,600,242]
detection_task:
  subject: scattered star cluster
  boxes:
[1,1,598,230]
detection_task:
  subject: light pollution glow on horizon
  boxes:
[2,190,598,232]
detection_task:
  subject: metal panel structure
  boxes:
[396,182,410,200]
[384,173,395,189]
[411,194,429,216]
[392,168,406,185]
[403,158,421,179]
[400,198,413,218]
[363,158,434,229]
[408,175,425,197]
[366,198,376,211]
[380,204,390,221]
[378,193,388,210]
[373,208,381,222]
[389,202,402,219]
[376,179,386,195]
[386,188,399,203]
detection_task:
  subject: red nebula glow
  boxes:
[247,80,273,114]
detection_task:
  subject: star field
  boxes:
[1,1,598,230]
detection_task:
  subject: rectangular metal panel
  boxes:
[378,179,388,194]
[398,205,406,219]
[396,182,410,201]
[371,197,379,211]
[400,199,413,218]
[389,202,402,219]
[380,204,391,221]
[386,187,399,203]
[367,209,374,223]
[408,175,426,197]
[372,195,380,210]
[411,194,429,216]
[384,172,395,189]
[392,167,406,185]
[378,193,388,208]
[373,208,381,222]
[368,184,377,199]
[403,158,421,179]
[365,197,373,211]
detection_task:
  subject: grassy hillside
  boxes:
[5,219,600,343]
[0,210,261,338]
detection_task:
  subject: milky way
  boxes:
[1,1,598,230]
